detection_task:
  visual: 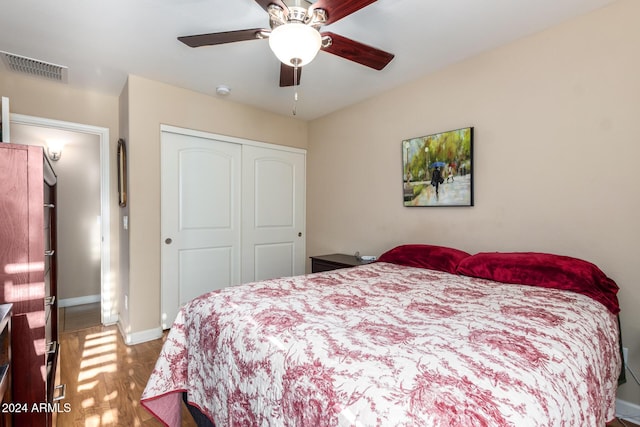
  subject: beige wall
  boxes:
[122,75,308,338]
[308,0,640,403]
[56,134,102,301]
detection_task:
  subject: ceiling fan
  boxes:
[178,0,395,87]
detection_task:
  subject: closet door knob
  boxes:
[165,238,173,244]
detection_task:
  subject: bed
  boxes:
[141,245,622,426]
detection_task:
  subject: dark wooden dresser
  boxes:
[0,143,61,426]
[0,304,12,427]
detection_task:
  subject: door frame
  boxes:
[10,113,115,325]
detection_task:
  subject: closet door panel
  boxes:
[178,246,232,304]
[161,131,241,329]
[242,145,305,283]
[253,242,295,281]
[254,158,295,227]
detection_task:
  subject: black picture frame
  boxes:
[402,127,473,207]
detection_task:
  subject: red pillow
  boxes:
[456,252,619,313]
[377,244,471,274]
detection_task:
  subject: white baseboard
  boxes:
[59,294,101,308]
[616,398,640,422]
[117,321,163,346]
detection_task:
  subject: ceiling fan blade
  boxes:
[178,29,268,48]
[279,63,302,87]
[321,32,394,70]
[310,0,377,25]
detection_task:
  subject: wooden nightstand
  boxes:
[310,254,372,273]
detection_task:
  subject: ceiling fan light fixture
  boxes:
[268,23,321,67]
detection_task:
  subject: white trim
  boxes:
[59,294,101,308]
[616,398,640,422]
[160,124,307,155]
[9,113,115,325]
[1,97,9,142]
[117,322,163,345]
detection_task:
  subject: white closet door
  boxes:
[241,145,306,283]
[161,131,241,329]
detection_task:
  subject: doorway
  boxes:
[9,113,114,325]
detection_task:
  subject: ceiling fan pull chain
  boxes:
[292,88,297,115]
[292,63,299,116]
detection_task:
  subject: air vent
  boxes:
[0,51,68,83]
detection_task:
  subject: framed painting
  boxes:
[402,127,473,207]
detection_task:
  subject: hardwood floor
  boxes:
[609,419,640,427]
[59,302,102,333]
[58,324,197,426]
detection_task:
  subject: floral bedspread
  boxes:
[141,262,620,426]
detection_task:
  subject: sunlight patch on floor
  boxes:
[76,328,120,426]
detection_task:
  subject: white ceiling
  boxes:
[0,0,616,121]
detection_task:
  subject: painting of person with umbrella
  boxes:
[430,161,445,196]
[401,127,473,206]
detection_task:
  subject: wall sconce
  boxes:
[47,140,65,161]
